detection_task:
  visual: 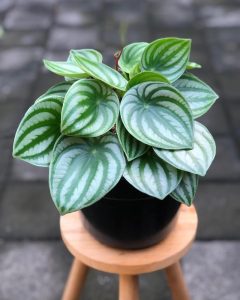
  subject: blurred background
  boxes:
[0,0,240,299]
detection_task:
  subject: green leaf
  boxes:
[13,98,62,167]
[154,121,216,176]
[71,50,128,91]
[61,79,119,137]
[118,42,148,73]
[129,63,141,79]
[187,61,202,70]
[123,151,183,199]
[36,81,73,103]
[120,82,194,149]
[127,71,170,90]
[173,72,219,118]
[43,59,88,78]
[141,38,191,82]
[116,117,149,161]
[170,172,199,206]
[49,133,126,214]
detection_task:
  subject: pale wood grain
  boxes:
[60,205,197,275]
[119,275,139,300]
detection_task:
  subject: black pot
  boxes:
[81,178,180,250]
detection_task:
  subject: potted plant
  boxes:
[13,37,218,249]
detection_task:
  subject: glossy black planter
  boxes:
[81,178,180,250]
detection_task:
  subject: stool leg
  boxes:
[62,259,88,300]
[165,262,190,300]
[119,274,139,300]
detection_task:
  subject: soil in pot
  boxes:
[81,178,180,250]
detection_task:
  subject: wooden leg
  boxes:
[62,259,88,300]
[165,261,190,300]
[119,274,139,300]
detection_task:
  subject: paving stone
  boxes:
[0,47,43,72]
[0,0,14,13]
[11,160,49,181]
[58,0,102,12]
[227,103,240,143]
[0,182,60,239]
[197,4,240,28]
[198,100,229,135]
[183,242,240,300]
[205,136,240,180]
[4,4,52,30]
[16,0,58,5]
[56,5,96,27]
[0,30,46,47]
[47,27,99,51]
[0,138,12,183]
[195,183,240,239]
[0,70,37,103]
[218,71,240,100]
[0,241,71,300]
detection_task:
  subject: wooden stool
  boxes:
[60,205,198,300]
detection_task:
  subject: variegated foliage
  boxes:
[124,151,183,199]
[120,82,194,149]
[61,79,119,137]
[127,71,169,90]
[36,81,73,102]
[154,121,216,176]
[49,134,126,214]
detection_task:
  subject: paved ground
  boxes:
[0,0,240,299]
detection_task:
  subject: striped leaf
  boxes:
[141,38,191,82]
[71,50,128,91]
[118,42,148,73]
[123,151,183,199]
[127,71,169,90]
[173,72,219,118]
[49,134,126,214]
[187,61,202,70]
[116,117,149,161]
[13,98,62,167]
[61,79,119,137]
[170,172,199,206]
[129,63,141,79]
[36,81,73,102]
[43,59,88,79]
[154,121,216,176]
[120,82,194,150]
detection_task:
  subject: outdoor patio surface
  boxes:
[0,0,240,299]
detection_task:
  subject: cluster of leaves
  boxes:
[13,38,218,215]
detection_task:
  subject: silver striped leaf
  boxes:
[173,73,219,118]
[127,71,169,90]
[49,133,126,214]
[36,81,73,103]
[187,62,202,70]
[141,38,191,83]
[154,121,216,176]
[118,42,149,73]
[170,172,199,206]
[65,49,103,81]
[71,50,128,91]
[123,151,183,199]
[120,82,194,150]
[116,117,149,161]
[61,79,119,137]
[13,98,62,167]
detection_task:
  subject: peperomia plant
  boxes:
[13,37,218,214]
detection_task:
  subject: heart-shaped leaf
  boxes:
[120,82,194,149]
[116,117,149,161]
[49,134,126,214]
[13,98,62,167]
[43,59,88,78]
[170,172,199,206]
[36,81,73,103]
[173,73,219,118]
[71,50,128,91]
[141,38,191,82]
[123,151,183,199]
[127,71,169,90]
[118,42,148,73]
[61,79,119,137]
[187,61,202,70]
[154,121,216,176]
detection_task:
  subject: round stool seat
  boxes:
[60,205,197,275]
